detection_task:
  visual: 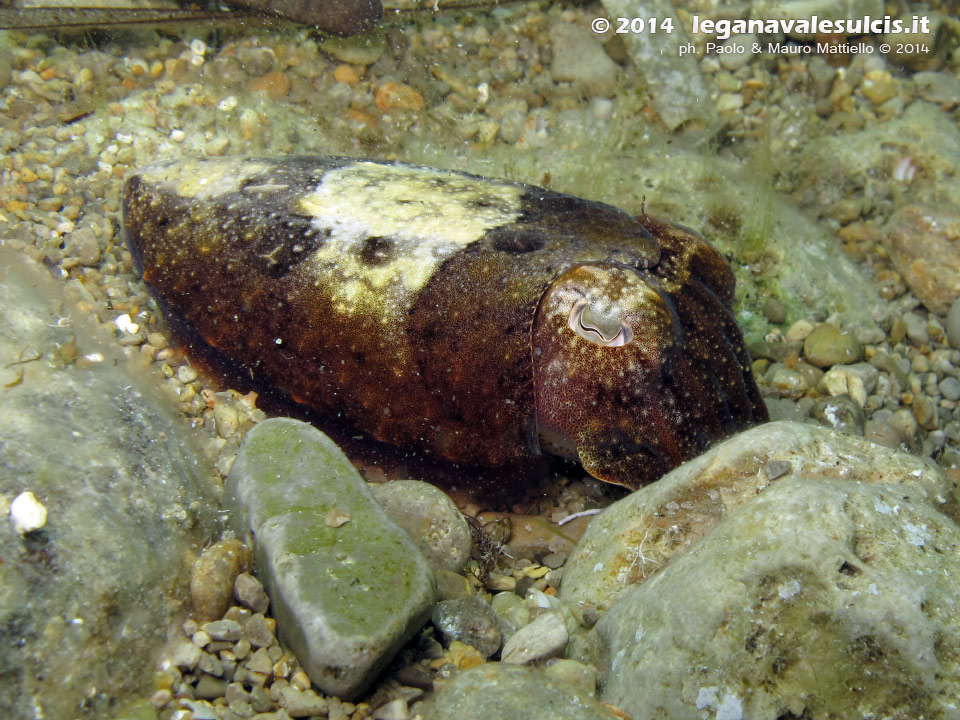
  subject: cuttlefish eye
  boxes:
[567,297,634,347]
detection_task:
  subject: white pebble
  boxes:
[170,129,186,143]
[10,491,47,534]
[115,313,139,334]
[218,95,238,112]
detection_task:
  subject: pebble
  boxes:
[861,70,897,105]
[883,206,960,316]
[802,324,862,367]
[321,34,386,66]
[718,34,756,71]
[716,93,744,113]
[9,490,47,534]
[370,480,472,574]
[374,83,424,112]
[888,408,919,440]
[947,298,960,350]
[206,618,243,642]
[177,364,199,383]
[548,23,618,97]
[204,136,230,156]
[490,591,531,642]
[902,312,930,346]
[819,367,867,407]
[762,296,787,324]
[252,70,292,100]
[812,394,865,435]
[940,378,960,402]
[278,686,328,717]
[785,319,815,342]
[543,659,599,696]
[500,611,568,665]
[913,395,940,431]
[864,418,908,450]
[236,572,271,614]
[190,539,253,622]
[372,698,411,720]
[913,71,960,107]
[766,364,809,398]
[333,64,361,85]
[431,597,502,658]
[882,13,945,70]
[244,613,276,648]
[195,674,228,699]
[170,639,203,670]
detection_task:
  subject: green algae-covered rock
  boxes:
[590,477,960,719]
[226,418,436,699]
[420,663,612,720]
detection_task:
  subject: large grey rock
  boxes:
[370,480,472,574]
[226,418,436,699]
[752,0,884,38]
[0,250,217,720]
[600,0,716,130]
[589,477,960,719]
[561,421,953,620]
[419,663,612,720]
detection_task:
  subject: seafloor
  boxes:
[1,0,960,718]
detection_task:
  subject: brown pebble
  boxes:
[252,70,292,100]
[333,64,361,85]
[190,539,253,622]
[882,205,960,315]
[375,82,424,112]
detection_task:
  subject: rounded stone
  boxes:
[762,296,787,324]
[235,572,270,614]
[190,539,253,622]
[803,324,863,367]
[549,23,618,97]
[812,394,865,435]
[431,597,502,658]
[947,297,960,350]
[490,591,530,643]
[320,32,387,65]
[370,480,472,574]
[940,377,960,402]
[543,659,599,696]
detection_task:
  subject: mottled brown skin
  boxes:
[123,157,767,489]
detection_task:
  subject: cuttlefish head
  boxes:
[531,262,685,489]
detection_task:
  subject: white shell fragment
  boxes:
[10,490,47,534]
[114,313,139,334]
